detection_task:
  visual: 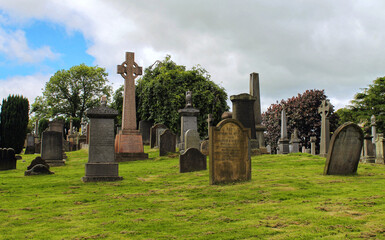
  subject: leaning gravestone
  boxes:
[180,148,207,173]
[209,118,251,184]
[82,97,123,182]
[324,122,364,175]
[150,123,167,148]
[159,129,176,156]
[41,130,64,166]
[185,129,200,151]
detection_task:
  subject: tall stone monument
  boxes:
[230,93,256,140]
[178,91,199,152]
[318,100,332,157]
[250,73,267,152]
[114,52,148,161]
[278,107,289,154]
[362,127,376,163]
[82,97,122,182]
[371,115,376,144]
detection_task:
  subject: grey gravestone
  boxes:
[139,120,152,145]
[318,100,332,157]
[156,127,167,148]
[375,134,384,164]
[230,93,256,140]
[371,115,376,144]
[185,129,200,151]
[362,127,376,163]
[200,140,209,156]
[310,136,317,155]
[278,107,289,154]
[25,133,35,154]
[0,148,16,171]
[178,91,199,152]
[180,148,207,173]
[150,123,167,148]
[159,129,176,156]
[324,122,364,175]
[41,131,64,166]
[209,118,251,184]
[82,97,122,182]
[290,128,301,153]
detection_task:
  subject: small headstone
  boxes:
[150,123,167,148]
[27,156,49,170]
[209,118,251,184]
[139,120,152,145]
[310,136,317,155]
[156,127,167,148]
[200,140,209,156]
[185,129,200,151]
[324,122,364,175]
[266,145,271,154]
[375,134,385,164]
[0,148,16,171]
[179,148,207,173]
[159,129,176,156]
[25,133,35,154]
[41,131,65,166]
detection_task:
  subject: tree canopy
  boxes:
[31,64,112,120]
[112,55,229,137]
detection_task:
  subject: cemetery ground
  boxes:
[1,149,385,239]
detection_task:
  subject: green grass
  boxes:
[1,147,385,239]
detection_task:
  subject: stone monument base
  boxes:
[82,163,123,182]
[278,138,289,154]
[45,160,65,167]
[115,152,149,162]
[362,156,376,164]
[115,131,147,153]
[259,147,269,154]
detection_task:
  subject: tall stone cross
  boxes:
[318,100,332,157]
[117,52,142,132]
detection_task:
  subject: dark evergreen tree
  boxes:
[0,95,29,154]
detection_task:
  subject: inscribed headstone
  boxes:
[41,131,64,166]
[178,91,199,152]
[180,148,207,173]
[185,129,200,150]
[139,120,152,145]
[159,129,176,156]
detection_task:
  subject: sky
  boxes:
[0,0,385,112]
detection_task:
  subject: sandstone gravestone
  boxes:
[209,118,251,184]
[41,130,64,166]
[185,129,200,151]
[324,122,364,175]
[180,148,207,173]
[82,97,123,182]
[159,129,176,156]
[139,120,152,145]
[150,123,167,148]
[0,148,16,170]
[200,140,209,156]
[178,91,199,152]
[114,52,148,161]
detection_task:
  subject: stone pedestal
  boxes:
[375,134,384,164]
[82,98,122,182]
[289,129,301,153]
[310,136,317,155]
[230,93,256,140]
[178,94,199,152]
[362,134,376,163]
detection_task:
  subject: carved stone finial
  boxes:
[101,96,107,107]
[185,91,192,108]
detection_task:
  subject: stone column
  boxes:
[375,134,384,164]
[178,91,199,152]
[250,73,267,151]
[371,115,376,144]
[310,136,317,155]
[278,107,289,154]
[82,97,123,182]
[318,100,332,157]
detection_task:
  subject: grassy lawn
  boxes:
[1,147,385,239]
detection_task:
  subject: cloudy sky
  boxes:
[0,0,384,112]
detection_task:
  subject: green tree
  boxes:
[0,95,29,154]
[336,76,385,133]
[112,56,229,137]
[31,64,112,120]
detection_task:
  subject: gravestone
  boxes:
[114,52,148,161]
[375,134,385,164]
[278,107,289,154]
[159,129,176,156]
[230,93,256,140]
[0,148,16,170]
[200,140,209,156]
[41,130,64,166]
[139,120,152,145]
[310,136,317,155]
[185,129,200,151]
[289,128,301,153]
[25,133,35,154]
[324,122,364,175]
[266,145,271,154]
[318,100,332,157]
[47,119,67,160]
[250,72,267,151]
[371,115,376,144]
[178,91,199,152]
[180,148,207,173]
[82,97,123,182]
[150,123,167,148]
[362,127,376,163]
[209,118,251,185]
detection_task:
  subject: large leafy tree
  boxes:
[112,55,229,137]
[262,89,338,153]
[0,95,29,154]
[336,76,385,133]
[31,64,112,120]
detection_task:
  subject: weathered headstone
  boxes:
[25,133,35,154]
[82,97,123,182]
[180,148,207,173]
[159,129,176,156]
[209,118,251,184]
[114,52,148,161]
[250,72,267,151]
[41,130,64,166]
[290,128,301,153]
[318,100,332,157]
[47,119,67,160]
[324,122,364,175]
[150,123,167,148]
[0,148,16,170]
[178,91,199,152]
[185,129,200,151]
[278,107,289,154]
[375,134,385,164]
[25,164,54,176]
[200,140,209,156]
[310,136,317,155]
[139,120,152,145]
[362,127,376,163]
[230,93,256,140]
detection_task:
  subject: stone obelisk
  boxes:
[115,52,148,161]
[250,73,267,153]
